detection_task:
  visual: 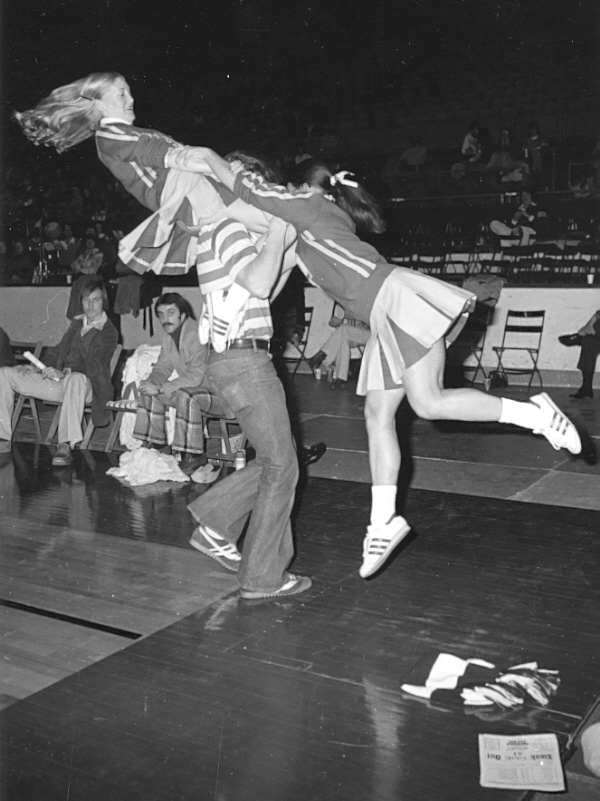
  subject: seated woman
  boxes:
[0,278,118,465]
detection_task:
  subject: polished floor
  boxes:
[1,374,599,800]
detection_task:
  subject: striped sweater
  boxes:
[95,118,180,212]
[234,171,393,325]
[196,219,273,349]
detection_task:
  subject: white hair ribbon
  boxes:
[330,171,359,188]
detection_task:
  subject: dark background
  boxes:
[2,0,597,155]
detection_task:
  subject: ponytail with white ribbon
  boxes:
[330,171,359,188]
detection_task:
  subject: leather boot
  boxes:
[308,350,327,370]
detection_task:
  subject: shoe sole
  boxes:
[359,522,411,579]
[240,576,312,600]
[189,532,240,572]
[533,392,582,454]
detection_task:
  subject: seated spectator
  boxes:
[71,234,104,276]
[485,127,518,174]
[41,221,65,277]
[294,141,313,165]
[510,190,548,236]
[57,223,80,270]
[452,122,492,182]
[132,293,210,474]
[0,278,118,464]
[9,239,36,285]
[381,136,427,193]
[559,310,600,399]
[489,190,547,244]
[308,312,371,389]
[461,122,483,163]
[522,121,549,187]
[399,135,427,171]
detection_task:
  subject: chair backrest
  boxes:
[109,344,123,377]
[298,307,314,347]
[500,310,545,351]
[10,340,43,365]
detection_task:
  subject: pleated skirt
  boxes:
[356,267,476,395]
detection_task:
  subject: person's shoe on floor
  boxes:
[359,515,411,579]
[558,334,583,347]
[330,378,347,390]
[189,525,241,571]
[529,393,582,454]
[570,388,594,400]
[240,573,312,600]
[300,441,327,466]
[51,442,72,467]
[308,350,326,370]
[191,462,222,484]
[179,452,208,475]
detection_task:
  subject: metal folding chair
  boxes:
[10,341,44,442]
[492,310,545,389]
[281,306,315,378]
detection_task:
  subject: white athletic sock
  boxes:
[370,486,397,527]
[498,397,540,430]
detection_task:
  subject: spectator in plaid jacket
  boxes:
[132,292,217,473]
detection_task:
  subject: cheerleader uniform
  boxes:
[95,118,224,274]
[232,171,476,394]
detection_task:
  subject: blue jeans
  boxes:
[187,349,299,593]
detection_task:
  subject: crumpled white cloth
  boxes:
[106,448,189,486]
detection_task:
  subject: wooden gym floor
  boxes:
[1,376,599,800]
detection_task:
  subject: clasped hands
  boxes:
[138,380,161,397]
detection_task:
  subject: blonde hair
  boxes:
[14,72,124,153]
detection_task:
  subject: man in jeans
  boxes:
[186,203,311,600]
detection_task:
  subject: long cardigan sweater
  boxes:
[46,317,119,426]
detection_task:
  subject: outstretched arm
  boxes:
[171,147,319,230]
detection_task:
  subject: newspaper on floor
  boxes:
[479,732,565,792]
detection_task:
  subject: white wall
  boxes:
[2,284,599,386]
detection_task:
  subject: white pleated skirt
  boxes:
[356,267,476,395]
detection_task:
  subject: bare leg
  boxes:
[402,339,581,454]
[364,387,405,485]
[403,340,502,421]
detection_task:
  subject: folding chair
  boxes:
[104,379,140,453]
[10,341,44,442]
[492,310,545,390]
[44,345,123,449]
[104,382,247,466]
[281,306,315,378]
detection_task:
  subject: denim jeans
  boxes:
[187,348,299,593]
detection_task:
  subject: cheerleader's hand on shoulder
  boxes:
[228,160,245,175]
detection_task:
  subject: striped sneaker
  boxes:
[189,526,241,572]
[359,515,411,579]
[529,393,582,454]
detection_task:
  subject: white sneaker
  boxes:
[359,516,411,579]
[529,393,582,454]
